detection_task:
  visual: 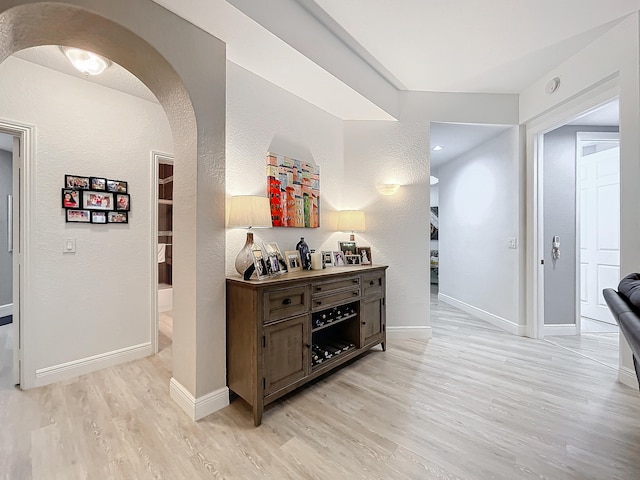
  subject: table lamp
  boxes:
[228,195,272,275]
[337,210,366,241]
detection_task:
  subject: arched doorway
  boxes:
[0,0,228,420]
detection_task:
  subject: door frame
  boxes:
[526,79,619,339]
[0,119,33,387]
[574,131,620,332]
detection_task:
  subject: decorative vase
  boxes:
[296,237,310,270]
[235,231,255,275]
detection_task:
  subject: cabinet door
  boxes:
[361,296,384,346]
[264,315,309,395]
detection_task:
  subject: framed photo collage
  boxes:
[62,174,130,224]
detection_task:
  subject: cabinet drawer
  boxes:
[312,276,360,296]
[362,272,384,298]
[264,286,309,323]
[312,288,360,310]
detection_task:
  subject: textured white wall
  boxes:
[344,121,431,334]
[0,56,172,372]
[438,128,521,325]
[226,62,346,270]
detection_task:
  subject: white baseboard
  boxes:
[387,326,432,339]
[158,287,172,313]
[438,293,526,336]
[34,342,152,387]
[0,303,12,317]
[170,377,229,421]
[618,365,640,390]
[543,324,578,336]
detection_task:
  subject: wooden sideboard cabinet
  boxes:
[226,265,387,425]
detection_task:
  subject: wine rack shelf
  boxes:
[226,265,387,426]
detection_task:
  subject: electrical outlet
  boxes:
[508,237,517,249]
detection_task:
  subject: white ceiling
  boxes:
[567,99,619,126]
[13,46,158,104]
[309,0,640,93]
[429,123,512,172]
[7,1,637,122]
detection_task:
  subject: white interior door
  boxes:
[579,144,619,324]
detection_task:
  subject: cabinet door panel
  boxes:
[361,297,383,346]
[264,315,309,395]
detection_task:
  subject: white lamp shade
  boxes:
[336,210,366,232]
[228,195,273,228]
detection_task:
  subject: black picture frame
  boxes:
[115,193,130,211]
[108,211,129,224]
[91,211,108,224]
[90,177,107,191]
[66,209,90,223]
[82,190,114,210]
[107,179,128,193]
[345,254,361,265]
[65,174,90,190]
[61,188,81,209]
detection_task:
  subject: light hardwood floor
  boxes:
[1,300,639,479]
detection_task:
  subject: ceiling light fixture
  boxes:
[61,46,111,76]
[430,176,439,185]
[432,145,444,151]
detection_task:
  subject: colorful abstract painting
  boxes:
[267,152,320,228]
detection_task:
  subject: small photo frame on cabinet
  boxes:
[345,254,361,265]
[357,246,372,265]
[61,188,81,209]
[116,193,130,211]
[333,250,346,266]
[266,254,281,275]
[284,250,302,272]
[65,174,90,189]
[338,241,357,256]
[66,209,90,223]
[90,177,107,191]
[252,248,270,280]
[321,251,334,268]
[263,242,287,273]
[108,211,128,224]
[91,211,107,224]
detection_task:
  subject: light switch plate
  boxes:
[63,238,76,253]
[508,237,518,249]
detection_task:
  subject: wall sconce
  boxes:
[376,183,401,196]
[228,195,272,275]
[61,46,111,76]
[337,210,366,241]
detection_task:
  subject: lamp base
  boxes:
[235,232,255,275]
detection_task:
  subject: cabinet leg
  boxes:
[253,402,263,426]
[381,341,386,352]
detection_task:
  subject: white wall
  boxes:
[343,120,431,336]
[0,56,173,382]
[438,128,522,332]
[226,62,346,271]
[520,13,639,388]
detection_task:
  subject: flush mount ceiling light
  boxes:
[432,145,444,151]
[430,176,439,185]
[61,46,111,76]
